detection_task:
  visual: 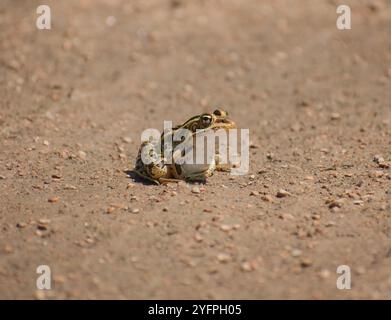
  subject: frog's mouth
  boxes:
[214,118,236,130]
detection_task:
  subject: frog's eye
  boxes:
[200,114,212,127]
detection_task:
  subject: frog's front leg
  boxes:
[215,153,241,172]
[214,153,231,172]
[183,159,216,183]
[147,162,170,183]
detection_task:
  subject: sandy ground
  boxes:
[1,0,391,299]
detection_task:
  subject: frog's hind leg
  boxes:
[133,155,162,185]
[132,168,160,185]
[133,141,170,184]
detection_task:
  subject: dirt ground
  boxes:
[1,0,391,300]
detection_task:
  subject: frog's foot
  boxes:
[215,163,231,172]
[214,154,231,172]
[215,153,242,172]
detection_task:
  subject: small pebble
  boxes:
[379,162,391,169]
[370,170,384,178]
[279,213,294,220]
[300,258,313,268]
[106,16,117,27]
[64,184,77,190]
[291,249,302,257]
[327,198,344,209]
[34,290,46,300]
[38,219,51,225]
[216,253,231,263]
[106,207,116,214]
[261,194,274,202]
[240,261,254,272]
[122,137,132,143]
[374,155,385,164]
[220,224,232,232]
[276,189,291,198]
[48,196,59,203]
[16,222,27,228]
[191,186,201,194]
[319,269,331,279]
[331,113,341,120]
[37,224,48,231]
[4,245,13,253]
[325,221,336,227]
[194,233,203,242]
[53,275,66,284]
[78,151,87,160]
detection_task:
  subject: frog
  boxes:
[133,109,236,184]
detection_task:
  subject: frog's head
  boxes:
[179,109,236,132]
